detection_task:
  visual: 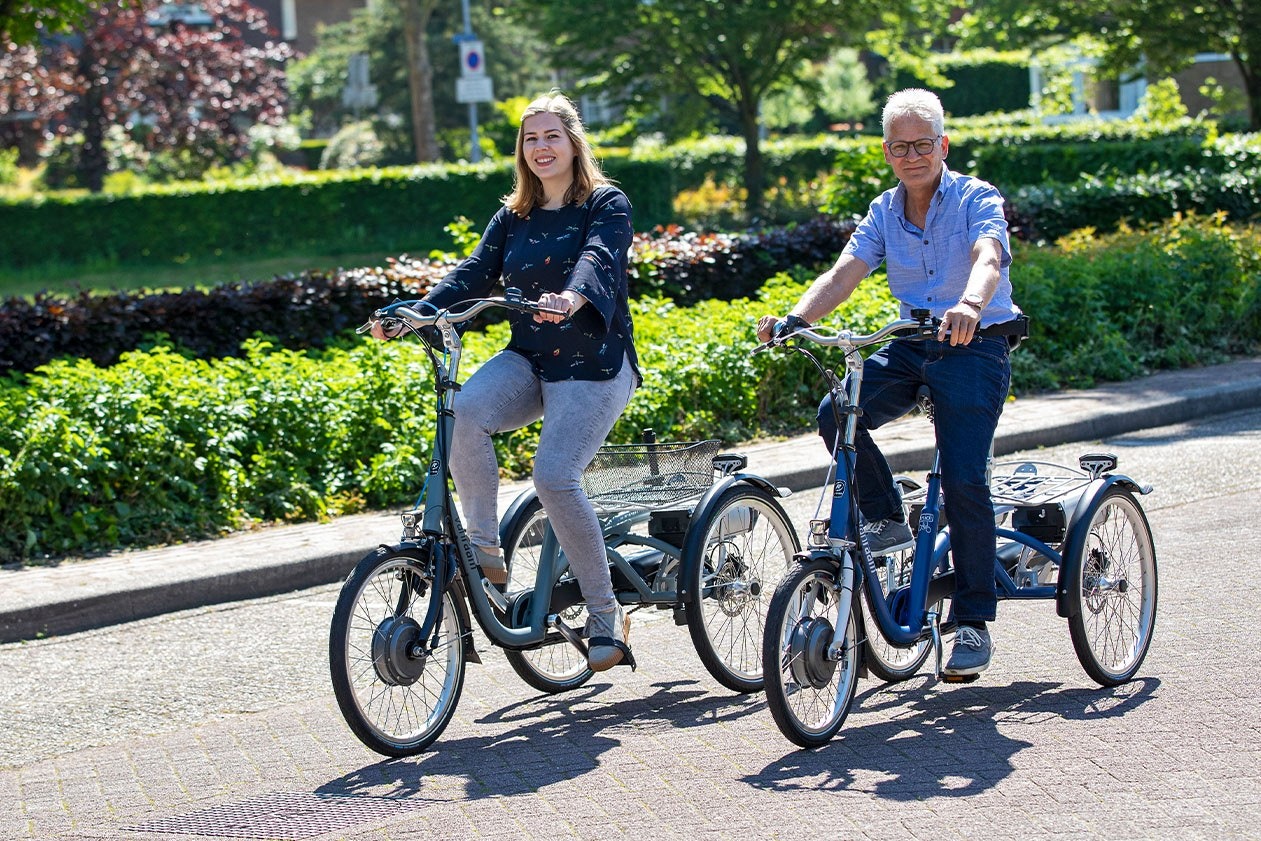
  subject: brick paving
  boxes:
[3,359,1261,839]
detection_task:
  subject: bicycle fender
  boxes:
[675,474,787,605]
[498,486,540,545]
[1055,476,1139,619]
[386,542,482,665]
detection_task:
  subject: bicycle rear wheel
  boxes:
[762,556,861,748]
[500,497,593,694]
[1067,487,1157,686]
[329,547,466,756]
[683,485,800,693]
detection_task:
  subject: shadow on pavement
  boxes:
[741,675,1159,799]
[314,678,764,803]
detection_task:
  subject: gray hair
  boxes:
[882,89,945,138]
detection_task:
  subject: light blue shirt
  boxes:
[842,165,1021,327]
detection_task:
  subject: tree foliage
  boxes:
[0,0,292,189]
[0,0,134,46]
[509,0,871,216]
[953,0,1261,129]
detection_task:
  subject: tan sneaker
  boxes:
[474,545,507,586]
[586,604,636,672]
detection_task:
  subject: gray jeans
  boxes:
[449,349,636,614]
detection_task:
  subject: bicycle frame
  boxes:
[378,295,579,652]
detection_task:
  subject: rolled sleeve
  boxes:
[968,185,1012,269]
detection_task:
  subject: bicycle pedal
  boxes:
[940,672,980,684]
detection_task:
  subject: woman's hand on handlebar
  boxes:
[534,290,583,324]
[367,317,405,341]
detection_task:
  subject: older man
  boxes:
[758,88,1023,677]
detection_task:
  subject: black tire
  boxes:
[1067,487,1158,686]
[329,547,466,757]
[500,497,594,694]
[861,477,936,682]
[762,556,861,749]
[683,485,800,693]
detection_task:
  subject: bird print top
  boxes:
[423,185,639,383]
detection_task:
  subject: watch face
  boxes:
[963,294,983,307]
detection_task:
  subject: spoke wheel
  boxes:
[684,486,800,693]
[1068,488,1157,686]
[329,549,466,757]
[762,557,860,748]
[501,497,593,694]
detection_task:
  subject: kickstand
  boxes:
[929,608,943,679]
[549,614,589,659]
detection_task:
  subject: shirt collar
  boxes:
[891,163,957,217]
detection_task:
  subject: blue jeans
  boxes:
[817,336,1011,623]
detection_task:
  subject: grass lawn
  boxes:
[0,247,412,300]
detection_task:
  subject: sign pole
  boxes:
[460,0,480,163]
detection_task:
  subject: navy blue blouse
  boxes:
[423,185,639,383]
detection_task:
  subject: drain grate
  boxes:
[122,791,419,839]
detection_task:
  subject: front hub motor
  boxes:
[788,616,839,689]
[371,615,427,686]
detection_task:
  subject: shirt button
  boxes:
[923,239,929,245]
[928,270,934,275]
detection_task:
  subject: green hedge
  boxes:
[2,214,1257,564]
[0,119,1248,271]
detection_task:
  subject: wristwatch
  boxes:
[960,292,985,312]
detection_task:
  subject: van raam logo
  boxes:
[429,460,441,475]
[833,480,847,497]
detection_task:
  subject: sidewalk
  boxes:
[4,355,1261,644]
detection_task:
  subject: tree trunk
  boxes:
[401,0,440,163]
[738,92,765,220]
[76,44,108,192]
[1236,1,1261,130]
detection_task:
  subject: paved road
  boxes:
[3,409,1259,839]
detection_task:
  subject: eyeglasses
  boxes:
[885,136,941,158]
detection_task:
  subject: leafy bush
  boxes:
[1009,166,1261,242]
[320,121,386,170]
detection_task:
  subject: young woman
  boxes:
[372,92,639,671]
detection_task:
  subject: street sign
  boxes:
[456,76,494,104]
[459,39,486,78]
[341,52,378,115]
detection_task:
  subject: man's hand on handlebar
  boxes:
[937,301,980,346]
[756,313,810,344]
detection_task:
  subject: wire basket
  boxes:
[581,439,722,510]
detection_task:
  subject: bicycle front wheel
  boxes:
[762,556,861,749]
[1067,487,1158,686]
[329,547,467,756]
[500,497,593,694]
[684,485,800,693]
